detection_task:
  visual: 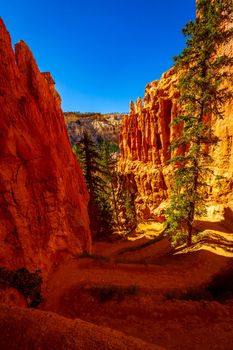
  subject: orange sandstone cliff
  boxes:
[0,18,91,276]
[119,69,178,221]
[119,37,233,223]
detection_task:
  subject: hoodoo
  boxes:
[0,18,91,276]
[119,31,233,223]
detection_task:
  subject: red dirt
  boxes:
[42,238,233,350]
[0,303,163,350]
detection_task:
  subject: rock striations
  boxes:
[119,40,233,222]
[119,68,178,221]
[0,19,91,276]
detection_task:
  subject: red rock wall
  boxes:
[121,69,178,167]
[0,19,91,276]
[119,69,177,221]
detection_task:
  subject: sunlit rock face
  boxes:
[119,35,233,222]
[0,18,91,276]
[119,68,178,221]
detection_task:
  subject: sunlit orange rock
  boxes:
[0,18,91,276]
[119,68,178,221]
[119,37,233,222]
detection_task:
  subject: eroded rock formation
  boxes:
[0,18,91,276]
[119,40,233,222]
[64,112,125,146]
[119,69,177,221]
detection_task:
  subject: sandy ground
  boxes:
[42,230,233,350]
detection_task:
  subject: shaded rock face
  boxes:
[0,19,91,276]
[119,40,233,222]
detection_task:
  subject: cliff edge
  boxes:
[0,18,91,276]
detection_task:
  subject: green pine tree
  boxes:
[73,131,106,237]
[74,133,119,238]
[123,191,137,231]
[165,0,233,246]
[99,140,120,229]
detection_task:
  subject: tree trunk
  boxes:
[187,156,199,246]
[187,203,194,246]
[110,178,120,229]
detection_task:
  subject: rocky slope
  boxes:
[119,35,233,223]
[0,304,163,350]
[0,18,91,277]
[65,112,125,146]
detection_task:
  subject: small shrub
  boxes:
[87,284,139,302]
[166,268,233,302]
[166,288,210,301]
[0,267,43,307]
[0,267,11,288]
[80,252,109,262]
[207,268,233,301]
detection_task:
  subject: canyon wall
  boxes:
[119,38,233,223]
[0,19,91,276]
[119,68,178,221]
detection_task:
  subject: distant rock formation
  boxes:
[119,37,233,222]
[64,112,125,146]
[0,18,91,277]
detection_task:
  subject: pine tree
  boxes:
[165,0,233,246]
[123,191,137,231]
[73,131,106,237]
[74,133,119,238]
[99,140,120,229]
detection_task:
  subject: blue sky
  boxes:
[1,1,195,113]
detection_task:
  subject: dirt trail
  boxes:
[42,236,233,350]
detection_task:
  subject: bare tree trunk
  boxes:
[110,177,120,229]
[187,152,199,246]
